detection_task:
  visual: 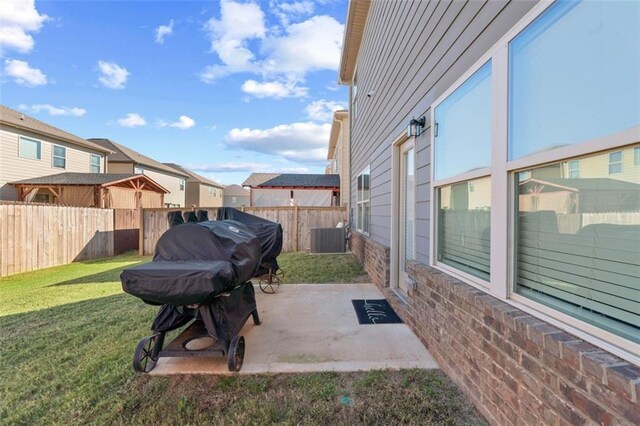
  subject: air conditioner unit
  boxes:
[310,228,346,253]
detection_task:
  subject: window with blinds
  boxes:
[437,176,491,281]
[514,147,640,343]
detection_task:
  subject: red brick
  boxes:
[605,364,640,403]
[560,340,600,370]
[543,331,580,358]
[581,351,627,385]
[528,323,562,348]
[558,380,613,425]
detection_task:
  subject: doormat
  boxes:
[351,299,403,324]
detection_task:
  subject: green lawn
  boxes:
[0,253,484,425]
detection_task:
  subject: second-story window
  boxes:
[19,136,41,160]
[52,145,66,168]
[180,179,185,190]
[90,155,101,173]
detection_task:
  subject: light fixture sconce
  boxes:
[406,116,426,137]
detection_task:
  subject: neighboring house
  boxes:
[242,173,340,207]
[340,0,639,424]
[326,110,350,210]
[88,138,189,207]
[223,184,250,207]
[0,105,110,201]
[164,163,224,208]
[10,172,167,208]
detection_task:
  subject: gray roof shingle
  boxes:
[88,138,189,177]
[12,172,141,185]
[243,173,340,188]
[0,105,111,154]
[164,163,223,188]
[10,172,168,192]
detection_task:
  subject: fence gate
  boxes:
[114,209,140,254]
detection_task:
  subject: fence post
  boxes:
[138,207,144,256]
[293,205,299,252]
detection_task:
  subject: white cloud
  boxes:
[3,59,46,86]
[305,99,347,122]
[241,79,307,99]
[155,20,174,44]
[200,1,343,86]
[18,103,86,116]
[200,0,265,82]
[0,0,48,54]
[117,113,146,127]
[262,15,343,78]
[189,162,309,174]
[225,121,330,164]
[97,61,129,89]
[159,115,196,129]
[271,1,314,25]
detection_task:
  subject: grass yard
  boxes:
[0,253,484,425]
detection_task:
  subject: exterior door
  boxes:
[398,140,415,293]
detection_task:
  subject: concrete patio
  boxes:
[149,283,438,375]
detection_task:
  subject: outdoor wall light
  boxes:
[406,116,426,137]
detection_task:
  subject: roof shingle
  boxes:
[0,105,111,154]
[88,138,189,177]
[243,173,340,188]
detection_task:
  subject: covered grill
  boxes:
[217,207,285,293]
[121,215,281,372]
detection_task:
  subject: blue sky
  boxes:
[1,0,348,185]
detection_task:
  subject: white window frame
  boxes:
[608,151,623,175]
[18,135,42,160]
[52,144,66,169]
[635,146,640,166]
[355,165,370,235]
[134,166,143,174]
[179,179,185,191]
[90,154,101,173]
[428,0,640,363]
[567,160,580,178]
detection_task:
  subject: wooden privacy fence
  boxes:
[0,203,114,277]
[140,206,348,256]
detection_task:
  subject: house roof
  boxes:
[243,173,340,188]
[338,0,372,84]
[224,184,250,196]
[11,172,168,193]
[328,110,349,160]
[0,105,112,154]
[242,173,281,187]
[163,163,224,188]
[88,138,189,178]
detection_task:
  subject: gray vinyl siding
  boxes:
[350,0,537,264]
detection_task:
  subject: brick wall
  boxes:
[353,233,640,425]
[350,231,390,288]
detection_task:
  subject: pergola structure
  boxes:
[11,173,168,208]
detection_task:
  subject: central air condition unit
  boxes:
[310,227,346,253]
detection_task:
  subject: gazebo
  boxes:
[11,172,168,208]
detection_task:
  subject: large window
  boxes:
[508,0,639,160]
[19,136,41,160]
[514,147,639,343]
[437,176,491,281]
[429,0,640,356]
[52,145,66,169]
[432,61,493,283]
[434,61,492,180]
[90,155,101,173]
[356,166,370,234]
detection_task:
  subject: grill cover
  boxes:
[216,207,283,272]
[121,220,261,305]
